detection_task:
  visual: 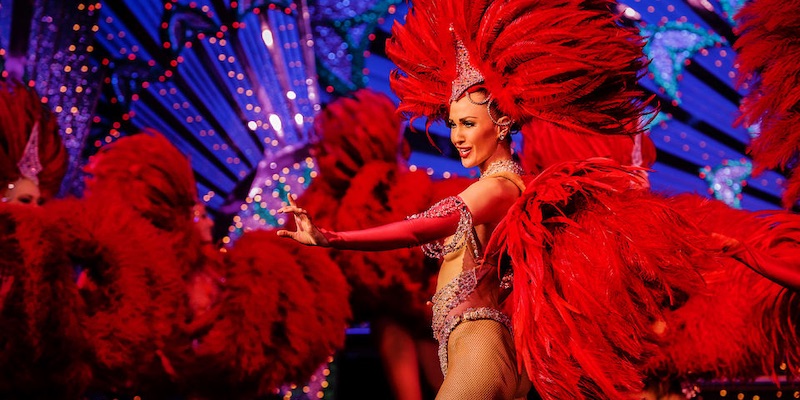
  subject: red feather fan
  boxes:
[486,158,721,399]
[0,204,90,399]
[648,195,800,381]
[45,197,187,395]
[520,118,657,173]
[184,231,350,398]
[311,88,409,196]
[332,163,436,323]
[735,0,800,208]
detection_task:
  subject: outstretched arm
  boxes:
[731,243,800,291]
[714,232,800,291]
[277,194,461,251]
[277,177,519,252]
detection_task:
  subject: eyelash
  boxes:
[447,121,475,129]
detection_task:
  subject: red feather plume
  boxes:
[520,118,657,173]
[734,0,800,208]
[0,204,90,399]
[83,130,198,232]
[387,0,652,136]
[188,231,350,397]
[486,159,719,399]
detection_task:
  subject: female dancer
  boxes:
[278,0,651,398]
[280,86,530,399]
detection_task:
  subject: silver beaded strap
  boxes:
[437,307,513,376]
[432,269,478,344]
[407,196,479,260]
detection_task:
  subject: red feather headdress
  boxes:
[386,0,651,136]
[83,129,198,232]
[0,80,67,199]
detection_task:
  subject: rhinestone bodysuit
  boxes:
[421,159,524,375]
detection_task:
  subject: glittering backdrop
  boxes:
[0,0,103,196]
[0,0,796,397]
[2,0,781,224]
[84,0,324,238]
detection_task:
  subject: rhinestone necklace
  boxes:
[480,159,524,179]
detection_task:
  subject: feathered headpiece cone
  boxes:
[0,80,67,199]
[386,0,652,136]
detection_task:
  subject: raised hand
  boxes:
[276,194,330,247]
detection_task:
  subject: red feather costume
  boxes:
[735,0,800,208]
[76,131,350,397]
[514,113,800,396]
[513,79,800,396]
[380,0,800,398]
[487,160,800,399]
[0,81,83,398]
[45,197,186,396]
[0,203,90,399]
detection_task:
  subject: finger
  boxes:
[277,229,294,239]
[287,193,298,207]
[278,206,307,215]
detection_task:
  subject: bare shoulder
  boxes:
[458,176,520,210]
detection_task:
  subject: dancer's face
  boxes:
[2,177,42,206]
[193,203,214,243]
[448,90,507,170]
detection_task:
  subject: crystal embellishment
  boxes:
[480,159,524,179]
[17,122,43,186]
[450,39,485,102]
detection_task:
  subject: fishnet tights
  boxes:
[436,319,530,400]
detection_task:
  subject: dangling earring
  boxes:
[498,134,506,141]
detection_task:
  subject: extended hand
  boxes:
[276,195,330,246]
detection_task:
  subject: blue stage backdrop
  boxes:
[0,0,788,235]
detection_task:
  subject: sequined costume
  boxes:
[320,164,530,399]
[421,172,530,400]
[295,0,800,398]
